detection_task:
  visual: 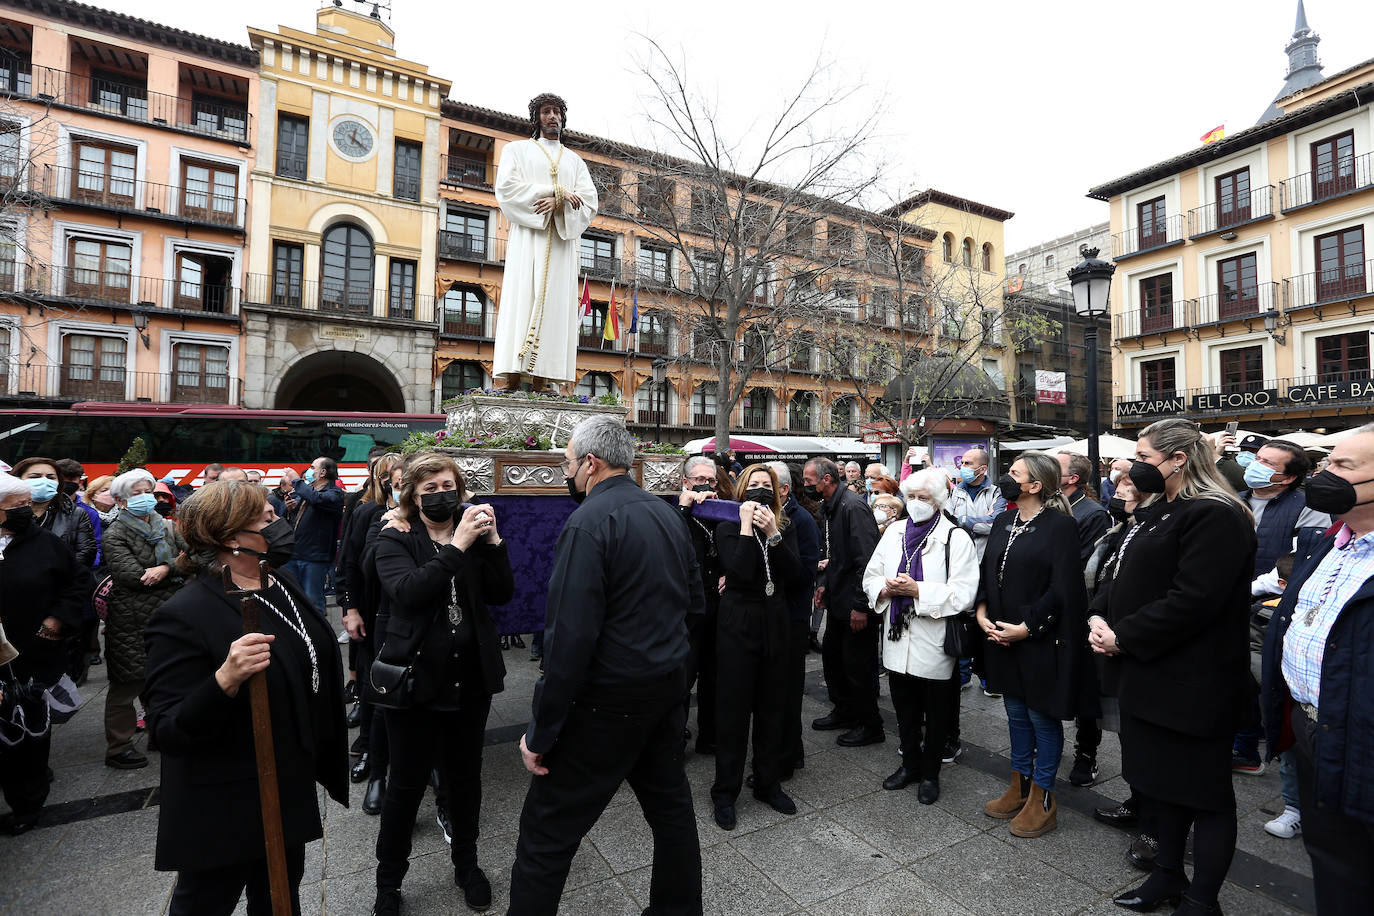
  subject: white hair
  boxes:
[110,468,156,501]
[845,461,861,472]
[0,473,31,502]
[684,455,715,478]
[900,467,950,508]
[765,461,792,491]
[865,463,886,475]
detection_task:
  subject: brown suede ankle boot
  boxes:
[984,771,1031,819]
[1009,782,1058,837]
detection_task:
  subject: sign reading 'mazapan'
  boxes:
[1116,396,1185,419]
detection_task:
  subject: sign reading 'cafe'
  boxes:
[1117,378,1374,419]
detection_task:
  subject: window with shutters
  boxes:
[65,237,132,301]
[180,160,238,225]
[1137,196,1167,250]
[276,115,309,179]
[394,140,421,201]
[272,242,303,307]
[1316,331,1370,382]
[441,361,486,400]
[1139,357,1175,399]
[1216,167,1251,227]
[1311,131,1355,202]
[1217,253,1259,318]
[73,142,136,207]
[388,259,416,319]
[1219,345,1263,393]
[1315,226,1365,302]
[442,287,486,337]
[1139,274,1174,333]
[61,333,126,399]
[172,342,230,403]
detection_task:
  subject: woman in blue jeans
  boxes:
[976,451,1088,838]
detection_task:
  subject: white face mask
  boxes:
[873,507,890,524]
[906,499,935,523]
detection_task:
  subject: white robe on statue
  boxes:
[493,137,598,384]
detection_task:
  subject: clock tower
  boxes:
[242,7,450,413]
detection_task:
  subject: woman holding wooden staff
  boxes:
[144,480,348,915]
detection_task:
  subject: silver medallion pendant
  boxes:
[765,582,775,597]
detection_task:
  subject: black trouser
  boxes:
[1147,797,1236,908]
[685,611,717,747]
[781,618,809,773]
[375,689,491,890]
[712,609,786,805]
[368,708,389,779]
[354,638,375,756]
[168,845,306,916]
[0,726,51,819]
[888,670,956,780]
[1074,716,1102,758]
[820,608,881,730]
[945,668,962,746]
[508,671,701,916]
[1292,705,1374,915]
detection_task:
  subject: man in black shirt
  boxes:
[509,416,703,916]
[805,456,883,747]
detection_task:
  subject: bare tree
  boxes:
[600,38,888,446]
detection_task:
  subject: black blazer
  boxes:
[1097,496,1256,738]
[373,523,512,701]
[338,499,386,626]
[142,571,348,873]
[0,525,87,684]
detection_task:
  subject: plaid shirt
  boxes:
[1282,527,1374,707]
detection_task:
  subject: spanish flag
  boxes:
[603,283,620,342]
[1200,125,1225,146]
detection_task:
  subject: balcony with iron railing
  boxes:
[437,229,505,263]
[3,362,237,405]
[1188,186,1275,238]
[5,64,250,145]
[6,265,240,316]
[691,412,716,427]
[742,408,771,430]
[580,254,622,282]
[242,273,433,320]
[636,334,670,356]
[1279,152,1374,211]
[1117,370,1373,422]
[439,154,496,190]
[1192,281,1279,325]
[440,310,489,338]
[1285,258,1372,310]
[1114,298,1193,339]
[42,164,246,231]
[1111,214,1185,260]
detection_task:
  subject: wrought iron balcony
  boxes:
[42,164,246,230]
[437,229,505,263]
[3,362,237,405]
[1114,298,1193,338]
[1192,281,1279,325]
[439,154,496,190]
[1111,214,1185,260]
[243,273,434,320]
[6,266,239,315]
[579,255,622,282]
[1279,152,1374,211]
[1285,259,1372,310]
[1188,186,1274,237]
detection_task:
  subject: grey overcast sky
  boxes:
[99,0,1374,257]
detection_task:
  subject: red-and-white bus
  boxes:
[0,403,445,491]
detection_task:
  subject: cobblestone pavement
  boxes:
[1,635,1314,916]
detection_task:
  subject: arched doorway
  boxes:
[275,350,405,413]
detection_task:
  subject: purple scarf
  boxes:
[889,514,939,628]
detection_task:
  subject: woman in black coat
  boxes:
[709,463,803,832]
[142,480,348,915]
[977,450,1087,840]
[370,452,512,916]
[0,473,88,835]
[1089,419,1256,916]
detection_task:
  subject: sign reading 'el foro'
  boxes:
[1190,388,1279,411]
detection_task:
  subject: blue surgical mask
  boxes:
[1244,461,1280,490]
[1235,451,1257,468]
[864,479,874,492]
[959,466,978,484]
[126,493,158,516]
[27,477,59,502]
[304,468,315,483]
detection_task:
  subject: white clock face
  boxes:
[331,119,375,159]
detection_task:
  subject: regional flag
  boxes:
[629,283,639,334]
[603,284,620,341]
[1200,125,1225,145]
[580,278,591,316]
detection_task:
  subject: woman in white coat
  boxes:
[863,468,980,804]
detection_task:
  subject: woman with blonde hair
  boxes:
[1088,418,1255,916]
[371,452,512,915]
[863,468,979,803]
[978,451,1088,838]
[143,480,347,913]
[710,463,803,831]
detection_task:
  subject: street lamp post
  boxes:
[651,356,667,444]
[1067,246,1116,488]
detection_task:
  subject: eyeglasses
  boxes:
[686,475,717,485]
[559,454,586,473]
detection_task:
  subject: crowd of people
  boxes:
[0,416,1370,916]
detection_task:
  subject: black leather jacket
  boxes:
[39,494,98,568]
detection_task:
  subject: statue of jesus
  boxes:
[492,93,598,391]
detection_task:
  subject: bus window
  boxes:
[337,433,376,461]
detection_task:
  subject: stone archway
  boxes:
[275,350,406,413]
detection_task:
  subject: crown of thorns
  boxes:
[528,93,567,136]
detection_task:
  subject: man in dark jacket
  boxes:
[281,457,344,620]
[769,461,819,778]
[805,456,882,747]
[510,416,703,916]
[1262,423,1374,915]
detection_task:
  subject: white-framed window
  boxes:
[159,329,238,404]
[49,322,136,401]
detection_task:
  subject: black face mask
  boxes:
[61,480,80,496]
[744,487,773,505]
[1304,470,1374,516]
[996,473,1023,503]
[154,502,174,518]
[420,490,461,522]
[690,483,715,494]
[237,517,295,569]
[1,504,34,533]
[381,481,393,499]
[802,484,822,501]
[1129,458,1169,495]
[1107,496,1131,524]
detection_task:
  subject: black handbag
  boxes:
[943,612,980,658]
[368,605,444,710]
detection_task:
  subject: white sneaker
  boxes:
[1264,806,1301,839]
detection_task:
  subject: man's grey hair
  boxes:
[865,463,885,476]
[766,461,793,492]
[572,416,635,470]
[806,456,840,484]
[963,447,989,467]
[0,473,31,502]
[684,455,715,478]
[845,461,861,473]
[110,468,156,501]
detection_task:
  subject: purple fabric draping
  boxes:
[888,515,938,627]
[485,494,578,635]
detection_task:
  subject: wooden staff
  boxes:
[222,562,291,916]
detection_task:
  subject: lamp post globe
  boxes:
[1068,246,1116,486]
